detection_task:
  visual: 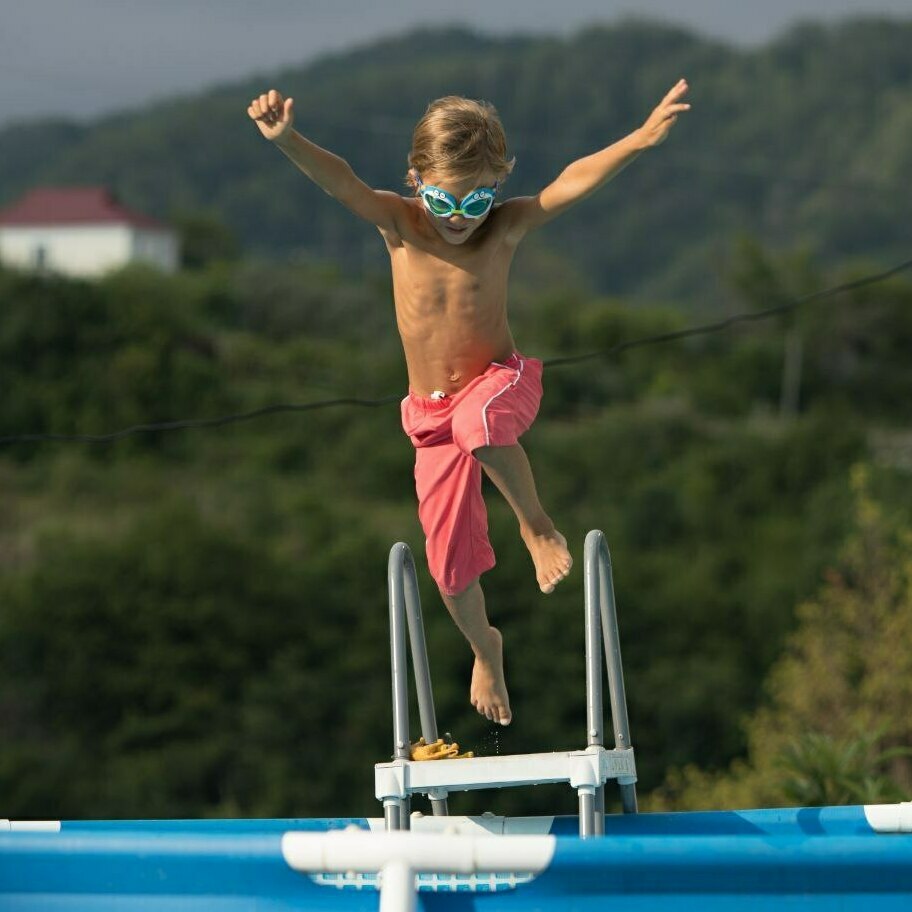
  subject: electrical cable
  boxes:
[0,257,909,446]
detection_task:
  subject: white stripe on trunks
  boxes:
[481,358,525,447]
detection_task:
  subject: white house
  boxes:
[0,186,179,278]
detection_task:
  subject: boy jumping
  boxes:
[248,79,690,725]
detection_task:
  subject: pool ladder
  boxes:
[375,530,637,837]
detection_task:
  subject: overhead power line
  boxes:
[1,256,909,447]
[545,256,912,368]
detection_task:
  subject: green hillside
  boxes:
[1,16,911,311]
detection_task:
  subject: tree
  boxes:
[172,209,241,270]
[651,465,912,810]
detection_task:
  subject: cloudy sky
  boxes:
[2,0,909,127]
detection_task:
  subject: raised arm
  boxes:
[503,79,690,242]
[248,89,406,234]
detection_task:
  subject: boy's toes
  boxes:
[491,701,511,725]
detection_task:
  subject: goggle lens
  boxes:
[463,196,493,217]
[426,195,453,216]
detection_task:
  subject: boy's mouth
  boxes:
[445,223,467,235]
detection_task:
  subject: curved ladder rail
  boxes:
[387,542,449,830]
[584,530,638,833]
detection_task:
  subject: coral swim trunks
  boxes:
[400,352,544,596]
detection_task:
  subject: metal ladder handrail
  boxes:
[387,542,448,831]
[385,530,637,835]
[584,529,638,830]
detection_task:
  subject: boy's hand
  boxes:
[248,88,294,142]
[638,78,691,148]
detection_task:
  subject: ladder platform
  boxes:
[376,745,637,802]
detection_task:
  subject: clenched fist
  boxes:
[248,89,294,142]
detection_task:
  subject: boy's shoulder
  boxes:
[495,197,537,246]
[373,194,419,249]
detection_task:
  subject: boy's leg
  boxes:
[439,577,512,725]
[474,443,572,594]
[402,394,508,721]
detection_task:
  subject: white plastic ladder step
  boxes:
[376,745,636,802]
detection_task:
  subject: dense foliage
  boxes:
[1,240,910,818]
[652,468,912,810]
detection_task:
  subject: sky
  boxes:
[1,0,910,127]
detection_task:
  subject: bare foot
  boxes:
[470,627,512,725]
[521,526,573,594]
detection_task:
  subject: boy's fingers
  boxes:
[663,80,688,102]
[252,93,286,123]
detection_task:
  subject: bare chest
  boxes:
[389,233,514,331]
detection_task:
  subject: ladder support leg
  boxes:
[620,783,638,815]
[384,799,401,832]
[578,786,596,838]
[594,785,605,835]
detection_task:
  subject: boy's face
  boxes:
[419,169,499,245]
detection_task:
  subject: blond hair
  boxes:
[404,96,516,192]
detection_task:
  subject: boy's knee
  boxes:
[439,577,481,601]
[473,445,505,471]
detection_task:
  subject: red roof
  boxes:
[0,186,167,229]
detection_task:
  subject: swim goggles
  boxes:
[415,173,499,219]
